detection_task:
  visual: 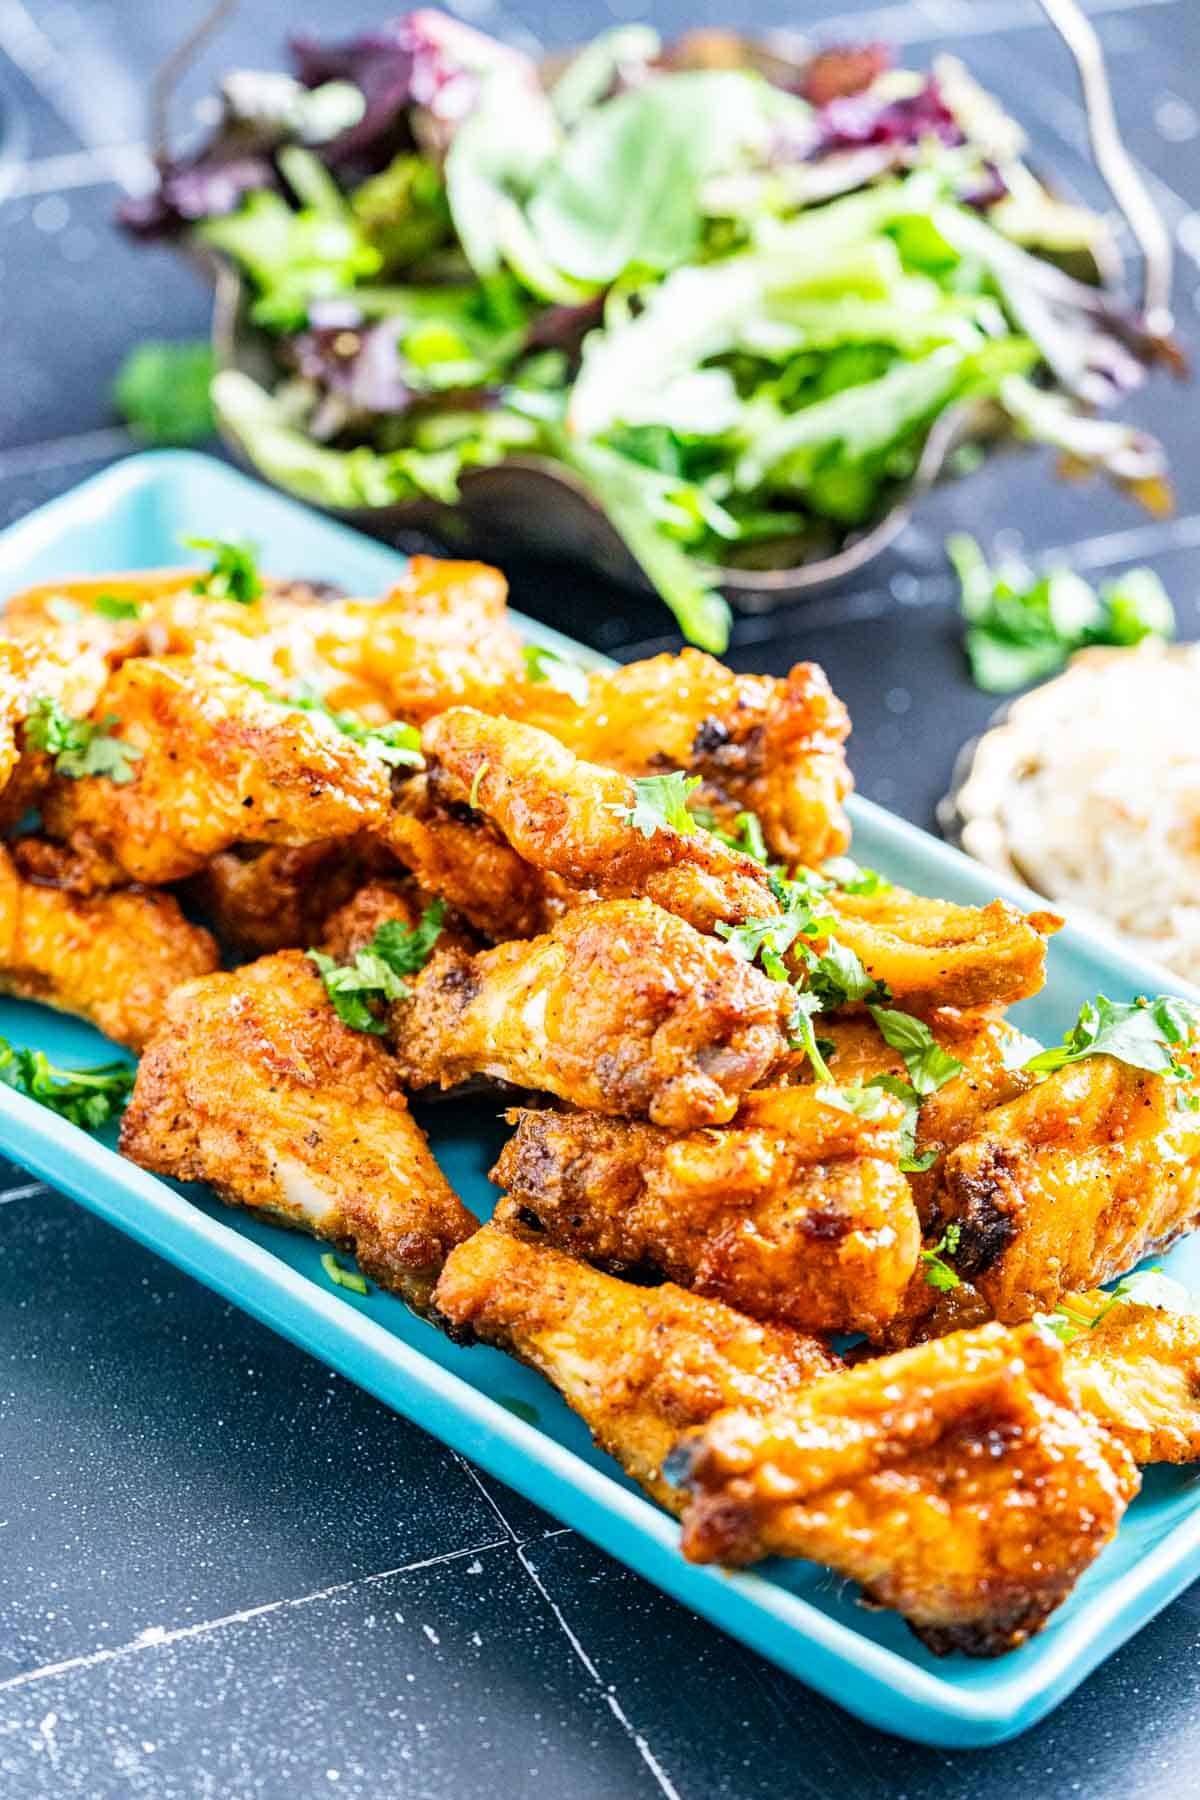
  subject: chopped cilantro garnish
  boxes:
[815,1082,895,1122]
[91,593,141,621]
[627,771,701,838]
[184,535,262,605]
[308,901,445,1034]
[320,1252,369,1295]
[244,680,423,771]
[788,990,836,1086]
[696,805,774,867]
[469,760,490,810]
[23,695,142,785]
[1024,994,1200,1083]
[921,1222,961,1292]
[0,1037,134,1130]
[864,1072,937,1172]
[869,1005,964,1097]
[1034,1267,1197,1345]
[822,856,892,896]
[522,643,591,705]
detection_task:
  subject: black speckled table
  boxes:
[2,2,1200,1793]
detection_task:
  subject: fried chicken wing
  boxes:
[421,706,772,934]
[492,1086,919,1336]
[674,1322,1137,1654]
[940,1055,1200,1320]
[826,887,1060,1012]
[0,843,218,1050]
[186,839,385,957]
[37,657,396,888]
[432,1222,838,1509]
[0,635,111,828]
[1055,1291,1200,1464]
[388,775,561,942]
[513,651,852,865]
[390,898,793,1127]
[120,950,477,1309]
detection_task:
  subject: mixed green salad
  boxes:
[124,11,1178,650]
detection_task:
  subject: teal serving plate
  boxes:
[2,451,1199,1748]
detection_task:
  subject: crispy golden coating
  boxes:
[421,706,773,935]
[492,1086,919,1337]
[826,887,1060,1013]
[318,877,476,963]
[0,843,218,1050]
[1059,1294,1200,1464]
[38,657,396,888]
[186,839,385,957]
[388,775,561,942]
[674,1323,1138,1654]
[514,650,852,865]
[0,634,111,828]
[940,1054,1200,1321]
[432,1222,838,1509]
[390,898,793,1128]
[120,951,477,1309]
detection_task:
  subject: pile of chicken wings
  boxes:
[5,549,1200,1660]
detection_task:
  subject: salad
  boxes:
[124,11,1179,650]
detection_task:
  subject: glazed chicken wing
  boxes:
[492,1085,919,1337]
[939,1054,1200,1320]
[0,843,218,1050]
[120,951,477,1309]
[36,657,397,888]
[825,886,1060,1013]
[513,650,852,866]
[673,1323,1137,1654]
[389,898,793,1128]
[1058,1291,1200,1464]
[432,1222,838,1510]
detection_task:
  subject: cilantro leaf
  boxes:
[696,806,774,867]
[1034,1266,1198,1345]
[308,901,445,1033]
[788,989,835,1086]
[0,1037,134,1130]
[865,1072,938,1172]
[113,340,216,445]
[869,1005,964,1096]
[821,856,892,896]
[627,772,701,838]
[321,1252,370,1295]
[522,643,591,705]
[1024,994,1200,1080]
[243,680,423,770]
[91,593,142,621]
[921,1222,961,1291]
[184,535,263,605]
[806,936,882,1011]
[23,696,142,785]
[815,1082,894,1122]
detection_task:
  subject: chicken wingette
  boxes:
[389,898,793,1128]
[672,1322,1137,1655]
[34,656,399,888]
[120,950,477,1309]
[1055,1288,1200,1464]
[0,843,218,1050]
[186,839,384,957]
[492,1086,920,1337]
[939,1053,1200,1320]
[389,774,564,942]
[432,1222,839,1510]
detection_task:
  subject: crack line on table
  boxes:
[0,1534,513,1694]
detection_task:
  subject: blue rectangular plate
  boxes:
[2,451,1199,1749]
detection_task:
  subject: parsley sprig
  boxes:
[23,695,142,785]
[522,643,591,705]
[308,902,445,1034]
[1024,994,1200,1086]
[321,1252,369,1295]
[921,1223,962,1292]
[184,535,263,605]
[0,1038,134,1130]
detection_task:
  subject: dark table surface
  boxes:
[3,1,1200,1794]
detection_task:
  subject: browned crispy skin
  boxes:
[388,775,562,942]
[186,839,386,957]
[675,1323,1138,1654]
[432,1222,838,1509]
[37,657,396,888]
[492,1086,920,1337]
[0,843,218,1050]
[940,1054,1200,1321]
[1059,1294,1200,1464]
[826,887,1060,1013]
[513,650,852,865]
[120,951,477,1309]
[0,634,111,829]
[420,707,774,934]
[390,898,793,1128]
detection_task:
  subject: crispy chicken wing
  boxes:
[186,839,386,957]
[432,1222,838,1509]
[120,951,477,1309]
[1058,1292,1200,1464]
[826,887,1060,1013]
[673,1323,1137,1654]
[492,1085,919,1336]
[0,634,111,828]
[37,657,396,888]
[513,651,852,865]
[0,843,218,1050]
[389,775,562,942]
[390,898,793,1128]
[940,1055,1200,1321]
